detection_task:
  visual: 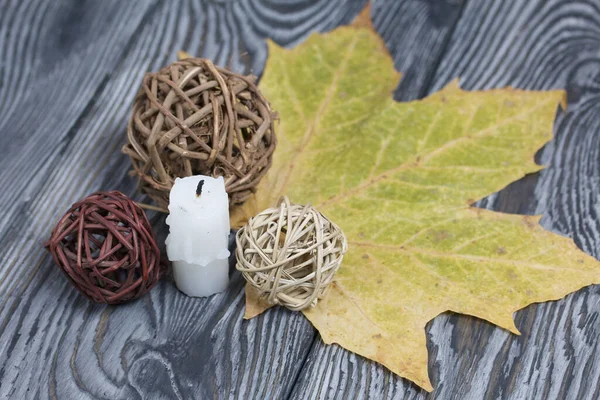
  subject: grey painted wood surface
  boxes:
[1,0,599,399]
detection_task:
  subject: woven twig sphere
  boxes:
[235,197,348,311]
[123,57,277,210]
[45,191,164,304]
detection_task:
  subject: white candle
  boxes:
[165,175,230,297]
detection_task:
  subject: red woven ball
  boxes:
[45,191,164,304]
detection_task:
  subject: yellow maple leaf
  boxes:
[231,25,599,391]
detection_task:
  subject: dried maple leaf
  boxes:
[229,25,599,391]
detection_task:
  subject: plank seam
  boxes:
[418,0,469,99]
[285,331,319,400]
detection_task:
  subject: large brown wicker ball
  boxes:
[235,197,348,311]
[123,57,277,210]
[45,191,164,304]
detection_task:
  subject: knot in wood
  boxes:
[235,197,348,311]
[45,191,164,304]
[123,57,277,211]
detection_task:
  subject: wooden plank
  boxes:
[290,1,600,399]
[0,0,371,398]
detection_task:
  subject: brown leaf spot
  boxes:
[496,246,507,255]
[373,334,382,339]
[362,254,369,260]
[358,232,366,238]
[432,230,450,242]
[522,216,536,229]
[507,270,518,280]
[377,279,382,284]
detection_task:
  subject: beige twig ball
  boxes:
[123,58,277,210]
[235,196,348,311]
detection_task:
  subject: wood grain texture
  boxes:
[372,0,464,101]
[2,0,600,399]
[290,1,600,399]
[431,0,600,93]
[0,0,363,398]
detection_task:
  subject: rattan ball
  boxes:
[123,57,277,210]
[45,191,164,304]
[235,197,348,311]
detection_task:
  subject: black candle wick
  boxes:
[196,180,204,197]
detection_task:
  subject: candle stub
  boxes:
[166,175,231,297]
